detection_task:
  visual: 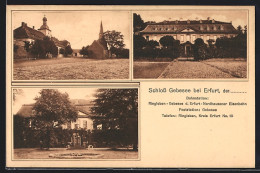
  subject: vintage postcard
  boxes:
[6,5,255,168]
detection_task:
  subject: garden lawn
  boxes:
[202,58,247,78]
[13,148,138,159]
[158,58,247,79]
[134,62,170,79]
[13,58,129,80]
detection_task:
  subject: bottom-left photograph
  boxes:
[12,87,139,160]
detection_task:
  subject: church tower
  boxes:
[99,21,104,39]
[98,21,108,50]
[38,15,51,37]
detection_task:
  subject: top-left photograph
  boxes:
[12,11,130,81]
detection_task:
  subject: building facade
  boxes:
[88,21,109,59]
[13,16,70,58]
[16,99,96,131]
[139,19,239,56]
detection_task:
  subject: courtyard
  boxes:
[13,57,129,80]
[13,148,138,159]
[134,58,247,79]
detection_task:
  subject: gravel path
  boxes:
[14,59,129,80]
[158,59,246,79]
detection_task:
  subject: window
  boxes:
[192,35,196,42]
[213,25,216,30]
[181,35,184,42]
[165,28,168,31]
[186,35,191,42]
[75,124,79,129]
[97,124,102,130]
[83,120,87,129]
[218,26,221,30]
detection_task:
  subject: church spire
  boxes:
[99,21,104,39]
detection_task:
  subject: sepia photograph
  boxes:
[133,10,248,79]
[12,11,130,80]
[12,88,138,159]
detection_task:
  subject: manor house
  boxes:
[139,18,239,56]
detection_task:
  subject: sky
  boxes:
[13,11,130,49]
[135,10,248,29]
[13,88,98,114]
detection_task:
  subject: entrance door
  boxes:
[72,133,81,147]
[186,45,191,57]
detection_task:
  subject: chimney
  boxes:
[200,19,202,23]
[21,22,27,27]
[212,19,215,23]
[33,26,35,29]
[187,19,190,24]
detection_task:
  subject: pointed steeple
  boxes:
[99,21,104,39]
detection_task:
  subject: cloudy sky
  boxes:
[12,11,130,49]
[135,10,248,29]
[13,88,98,114]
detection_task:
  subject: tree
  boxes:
[159,36,180,59]
[103,30,125,49]
[244,25,247,35]
[133,13,146,32]
[59,48,65,55]
[24,41,31,53]
[103,30,125,57]
[159,35,175,48]
[91,89,138,151]
[80,46,89,57]
[237,25,243,34]
[193,38,207,61]
[30,36,58,58]
[64,45,73,57]
[146,40,159,49]
[134,35,147,50]
[33,89,78,149]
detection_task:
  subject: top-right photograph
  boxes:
[133,10,248,79]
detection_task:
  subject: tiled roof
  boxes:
[14,23,70,49]
[15,99,94,118]
[140,20,238,34]
[14,24,45,40]
[51,37,69,48]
